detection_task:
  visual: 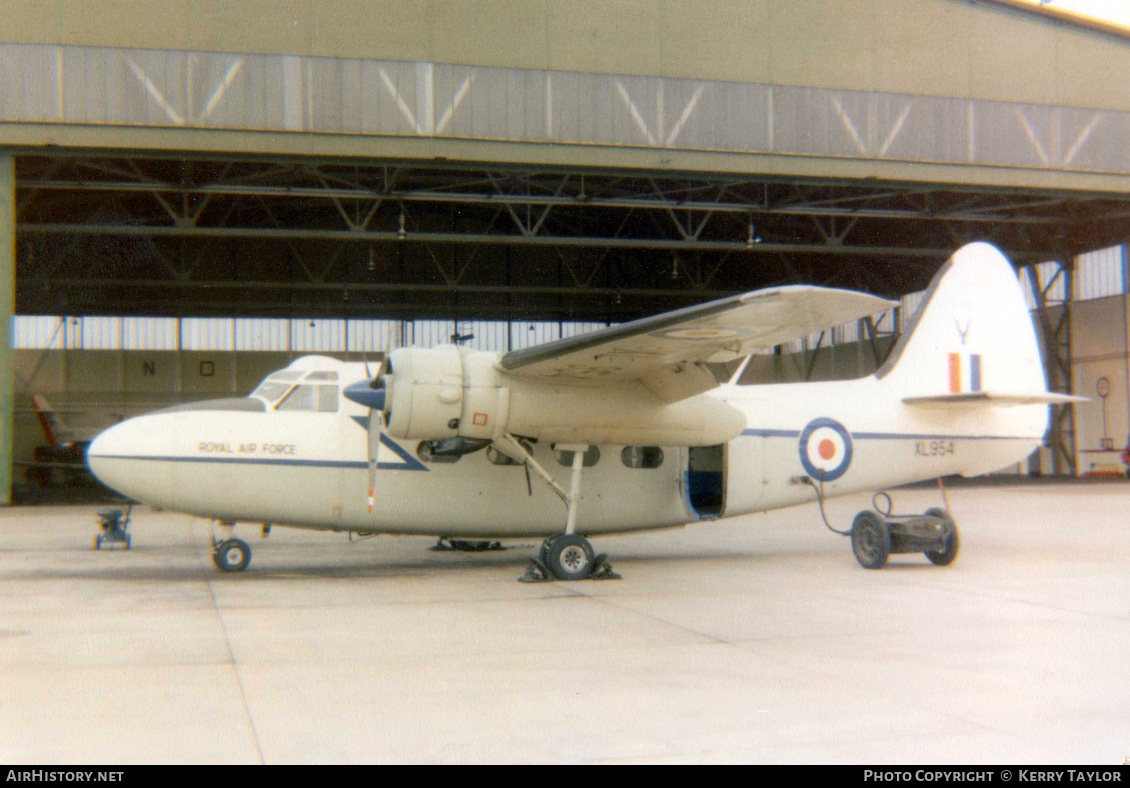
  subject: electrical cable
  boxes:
[799,474,851,536]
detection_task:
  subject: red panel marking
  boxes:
[949,353,962,393]
[473,413,489,426]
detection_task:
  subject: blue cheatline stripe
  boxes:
[742,428,1041,441]
[971,354,982,392]
[87,454,428,472]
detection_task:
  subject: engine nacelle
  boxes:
[377,345,746,447]
[384,346,465,440]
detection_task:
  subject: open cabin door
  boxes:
[685,444,726,519]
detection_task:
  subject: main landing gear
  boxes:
[497,436,621,583]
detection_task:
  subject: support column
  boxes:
[0,155,15,504]
[1026,258,1079,477]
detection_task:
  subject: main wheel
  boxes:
[544,534,595,581]
[851,511,891,569]
[924,507,960,566]
[538,534,559,565]
[213,538,251,572]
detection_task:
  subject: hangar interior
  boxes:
[3,0,1130,498]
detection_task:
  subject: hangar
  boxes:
[3,0,1130,500]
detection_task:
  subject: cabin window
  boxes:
[621,446,663,469]
[554,446,600,467]
[275,384,338,412]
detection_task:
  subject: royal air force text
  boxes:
[197,442,296,456]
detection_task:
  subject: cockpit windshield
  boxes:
[250,381,291,404]
[250,369,340,412]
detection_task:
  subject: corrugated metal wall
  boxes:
[3,42,1130,176]
[12,316,616,353]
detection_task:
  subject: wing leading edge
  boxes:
[499,286,896,402]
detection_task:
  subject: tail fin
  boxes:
[877,242,1071,406]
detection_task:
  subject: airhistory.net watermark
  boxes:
[6,772,123,783]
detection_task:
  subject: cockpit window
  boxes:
[275,384,339,412]
[269,370,304,382]
[251,369,342,407]
[251,381,291,404]
[304,371,339,382]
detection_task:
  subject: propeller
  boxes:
[343,353,392,513]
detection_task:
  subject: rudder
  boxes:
[877,242,1048,399]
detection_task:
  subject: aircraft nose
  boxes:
[85,417,147,498]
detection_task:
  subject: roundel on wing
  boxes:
[798,417,853,482]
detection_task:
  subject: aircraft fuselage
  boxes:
[86,363,1044,539]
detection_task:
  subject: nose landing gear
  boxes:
[213,538,252,572]
[210,521,253,572]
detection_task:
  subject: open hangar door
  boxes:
[10,153,1130,486]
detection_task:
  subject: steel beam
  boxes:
[1026,259,1079,476]
[20,178,1075,226]
[0,156,13,504]
[14,223,971,259]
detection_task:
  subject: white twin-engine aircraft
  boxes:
[85,242,1075,579]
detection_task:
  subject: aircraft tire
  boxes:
[851,511,890,569]
[545,534,595,581]
[213,538,251,572]
[924,507,960,566]
[538,534,561,565]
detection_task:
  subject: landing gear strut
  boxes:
[502,436,620,582]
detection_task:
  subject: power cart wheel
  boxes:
[924,507,960,566]
[851,510,891,569]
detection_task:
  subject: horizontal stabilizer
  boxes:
[903,391,1086,409]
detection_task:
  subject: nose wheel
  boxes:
[213,538,251,572]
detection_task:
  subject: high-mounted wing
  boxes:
[500,286,896,402]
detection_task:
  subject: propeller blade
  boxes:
[348,349,392,514]
[367,409,383,513]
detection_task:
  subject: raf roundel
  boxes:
[798,417,853,482]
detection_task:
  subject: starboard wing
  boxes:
[499,286,896,402]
